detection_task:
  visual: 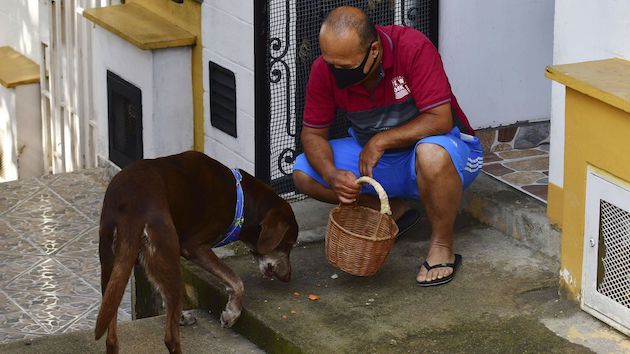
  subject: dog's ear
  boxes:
[257,208,290,254]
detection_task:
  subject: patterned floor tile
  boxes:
[0,220,45,256]
[522,185,549,201]
[49,173,106,222]
[482,163,514,177]
[4,190,91,224]
[503,156,549,172]
[483,152,503,163]
[481,146,550,202]
[5,291,96,333]
[496,148,547,160]
[56,226,99,259]
[0,292,22,314]
[0,178,43,215]
[0,253,46,286]
[4,217,92,255]
[0,311,47,335]
[4,258,99,297]
[55,255,101,290]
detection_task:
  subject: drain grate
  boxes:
[597,200,630,309]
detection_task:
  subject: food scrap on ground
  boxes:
[292,291,301,298]
[307,294,320,301]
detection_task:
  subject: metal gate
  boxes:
[255,0,439,196]
[40,0,121,174]
[582,168,630,336]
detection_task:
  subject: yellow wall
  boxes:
[547,182,563,228]
[128,0,203,151]
[560,88,630,300]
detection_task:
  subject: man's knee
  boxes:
[415,143,453,179]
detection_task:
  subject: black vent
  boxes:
[107,70,143,168]
[209,61,237,137]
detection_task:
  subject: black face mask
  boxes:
[328,42,377,89]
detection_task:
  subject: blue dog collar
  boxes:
[213,168,245,248]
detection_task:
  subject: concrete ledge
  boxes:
[0,47,39,88]
[83,3,196,50]
[462,173,560,261]
[0,310,261,353]
[134,226,602,353]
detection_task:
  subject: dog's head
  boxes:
[250,203,298,282]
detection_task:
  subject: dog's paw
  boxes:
[179,311,197,326]
[220,307,241,328]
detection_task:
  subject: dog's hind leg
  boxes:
[185,246,244,328]
[142,222,184,354]
[98,223,120,354]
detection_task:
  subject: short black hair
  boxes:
[323,6,377,48]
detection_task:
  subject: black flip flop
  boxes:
[416,254,462,287]
[395,209,422,238]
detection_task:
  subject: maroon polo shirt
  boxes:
[303,25,473,145]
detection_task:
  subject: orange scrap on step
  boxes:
[307,294,320,301]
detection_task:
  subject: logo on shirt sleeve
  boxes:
[392,76,411,100]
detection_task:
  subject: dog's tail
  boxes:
[94,224,142,340]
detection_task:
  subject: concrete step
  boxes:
[169,223,629,353]
[462,173,560,261]
[0,310,262,354]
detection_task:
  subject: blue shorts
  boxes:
[293,127,483,200]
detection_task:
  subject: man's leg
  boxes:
[414,143,462,282]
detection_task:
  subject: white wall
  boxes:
[0,0,40,62]
[92,26,193,163]
[549,0,630,189]
[15,84,44,178]
[0,85,18,181]
[439,0,555,129]
[202,0,255,175]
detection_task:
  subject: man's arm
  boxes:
[359,103,453,177]
[301,126,360,203]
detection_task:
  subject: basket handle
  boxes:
[355,176,392,216]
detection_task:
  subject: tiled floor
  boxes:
[482,144,550,203]
[0,169,131,344]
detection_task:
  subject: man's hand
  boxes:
[359,135,385,178]
[325,169,360,204]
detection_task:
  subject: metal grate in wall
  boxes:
[597,200,630,309]
[107,70,143,168]
[209,61,237,138]
[255,0,439,198]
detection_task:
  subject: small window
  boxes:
[209,61,237,137]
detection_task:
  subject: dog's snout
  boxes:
[257,252,292,282]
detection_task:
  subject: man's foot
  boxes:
[416,254,462,287]
[416,246,457,284]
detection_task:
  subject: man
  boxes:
[293,6,482,286]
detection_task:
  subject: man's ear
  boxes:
[257,208,290,254]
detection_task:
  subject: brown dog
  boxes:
[95,151,298,354]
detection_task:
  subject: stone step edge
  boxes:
[461,173,560,262]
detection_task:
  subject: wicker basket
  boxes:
[325,176,399,276]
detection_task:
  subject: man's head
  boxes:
[320,6,381,88]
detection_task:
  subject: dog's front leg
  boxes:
[187,247,244,327]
